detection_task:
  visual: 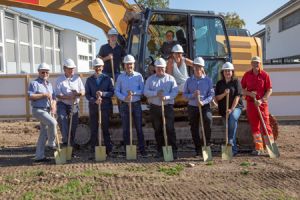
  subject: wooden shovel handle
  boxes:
[161,100,168,147]
[110,58,115,83]
[67,99,75,146]
[129,101,133,146]
[255,100,272,143]
[197,95,207,146]
[98,103,102,146]
[225,93,229,145]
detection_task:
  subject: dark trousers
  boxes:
[57,101,79,146]
[188,104,212,153]
[120,101,145,152]
[150,104,177,152]
[89,103,113,152]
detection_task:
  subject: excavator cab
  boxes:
[126,8,231,84]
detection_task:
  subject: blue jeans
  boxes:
[57,101,79,146]
[32,108,57,159]
[227,107,242,154]
[120,101,145,152]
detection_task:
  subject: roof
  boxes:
[64,29,98,41]
[258,0,300,24]
[252,28,265,37]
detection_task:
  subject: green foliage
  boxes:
[51,179,94,198]
[136,0,169,9]
[240,169,250,175]
[125,166,147,172]
[240,161,251,167]
[22,191,35,200]
[158,164,184,176]
[221,12,246,29]
[0,184,12,193]
[205,161,214,166]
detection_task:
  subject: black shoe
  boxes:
[34,157,51,163]
[140,151,148,157]
[194,151,201,157]
[173,151,178,160]
[154,151,163,158]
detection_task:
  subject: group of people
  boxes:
[28,28,275,162]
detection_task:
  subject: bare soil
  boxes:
[0,120,299,200]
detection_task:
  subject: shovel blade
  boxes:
[202,146,212,162]
[95,146,106,161]
[163,146,174,162]
[126,145,137,160]
[266,142,280,158]
[222,144,233,161]
[54,148,67,165]
[66,146,73,161]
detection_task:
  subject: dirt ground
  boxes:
[0,120,299,200]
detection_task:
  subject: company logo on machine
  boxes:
[14,0,39,5]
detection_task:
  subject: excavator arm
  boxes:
[0,0,134,36]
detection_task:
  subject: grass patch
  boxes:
[240,169,250,175]
[22,170,45,177]
[22,191,35,200]
[158,164,184,176]
[240,161,251,167]
[205,161,214,166]
[0,184,12,193]
[98,171,117,177]
[125,166,147,172]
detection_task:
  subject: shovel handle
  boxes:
[225,93,229,145]
[98,103,102,146]
[161,100,168,147]
[67,99,75,147]
[51,113,61,151]
[129,101,133,146]
[110,58,115,83]
[197,95,207,146]
[255,101,272,143]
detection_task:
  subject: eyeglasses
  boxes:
[40,71,49,74]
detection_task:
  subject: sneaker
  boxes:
[251,150,263,156]
[34,157,51,163]
[154,151,163,158]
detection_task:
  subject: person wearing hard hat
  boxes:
[55,58,85,150]
[97,28,125,81]
[144,58,179,159]
[215,62,244,156]
[166,44,193,91]
[115,55,147,157]
[160,30,178,59]
[85,58,114,156]
[183,57,214,156]
[28,63,57,162]
[241,56,273,156]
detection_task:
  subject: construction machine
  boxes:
[0,0,271,151]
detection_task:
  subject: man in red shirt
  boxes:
[241,56,273,155]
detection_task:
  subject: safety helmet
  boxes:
[193,57,205,67]
[108,28,118,35]
[37,63,50,71]
[154,58,167,68]
[63,58,76,68]
[171,44,184,53]
[251,56,261,63]
[92,58,104,67]
[222,62,234,70]
[123,55,136,64]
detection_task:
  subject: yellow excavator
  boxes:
[0,0,268,149]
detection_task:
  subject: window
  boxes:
[45,49,52,65]
[19,20,29,43]
[78,37,87,43]
[78,55,88,60]
[279,8,300,31]
[5,42,15,62]
[89,56,93,70]
[88,43,92,54]
[54,30,60,48]
[20,45,30,62]
[0,47,3,72]
[34,47,42,64]
[44,27,52,47]
[33,25,41,45]
[55,51,61,66]
[5,14,15,40]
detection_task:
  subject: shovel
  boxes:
[95,103,106,161]
[161,100,174,162]
[110,58,115,83]
[255,100,280,158]
[52,114,66,165]
[126,100,137,160]
[198,96,212,162]
[222,93,233,161]
[65,100,74,161]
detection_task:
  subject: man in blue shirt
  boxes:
[115,55,147,156]
[183,57,214,156]
[97,28,125,81]
[144,58,179,159]
[85,58,114,156]
[28,63,57,162]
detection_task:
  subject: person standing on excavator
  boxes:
[97,28,126,81]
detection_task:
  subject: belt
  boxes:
[33,107,50,110]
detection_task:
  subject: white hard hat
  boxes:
[63,58,76,68]
[93,58,104,67]
[108,28,118,35]
[193,57,205,66]
[222,62,234,70]
[251,56,261,63]
[123,54,135,64]
[154,58,167,68]
[171,44,184,53]
[37,63,50,71]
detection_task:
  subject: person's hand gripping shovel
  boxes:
[198,94,212,162]
[222,91,233,160]
[254,98,280,158]
[95,96,107,161]
[126,91,137,160]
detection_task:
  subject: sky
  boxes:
[15,0,289,52]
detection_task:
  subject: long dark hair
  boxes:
[220,70,236,81]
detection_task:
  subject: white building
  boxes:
[253,0,300,120]
[0,6,97,74]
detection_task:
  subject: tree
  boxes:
[222,12,246,29]
[136,0,169,9]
